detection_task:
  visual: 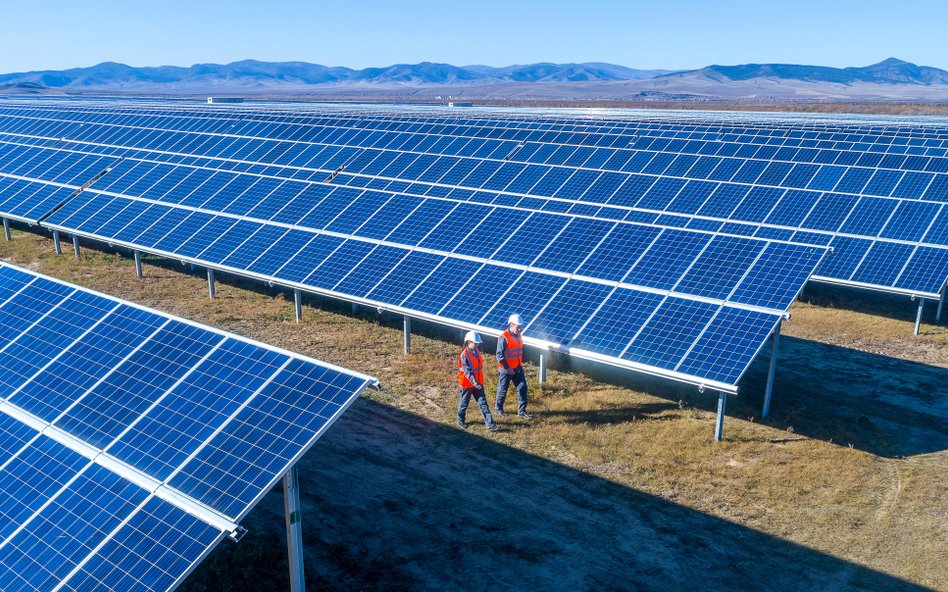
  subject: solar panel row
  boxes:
[7,107,948,195]
[9,102,948,168]
[0,262,375,592]
[0,104,943,299]
[47,155,817,389]
[0,162,810,393]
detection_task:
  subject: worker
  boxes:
[457,331,499,431]
[495,313,531,420]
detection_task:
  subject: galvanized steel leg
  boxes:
[72,235,80,258]
[403,316,411,354]
[284,466,305,592]
[134,250,143,278]
[914,298,925,336]
[207,268,215,300]
[53,230,62,255]
[937,289,945,325]
[2,218,9,241]
[538,353,547,385]
[762,320,781,418]
[294,289,302,322]
[714,392,727,442]
[351,303,359,314]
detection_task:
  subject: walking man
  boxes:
[457,331,498,431]
[495,313,532,420]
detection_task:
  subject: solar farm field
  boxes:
[0,99,946,591]
[1,227,944,592]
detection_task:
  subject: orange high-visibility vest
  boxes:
[458,347,484,389]
[499,330,523,369]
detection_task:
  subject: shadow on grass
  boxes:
[737,335,948,458]
[539,402,682,426]
[181,398,934,592]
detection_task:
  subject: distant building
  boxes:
[206,97,244,104]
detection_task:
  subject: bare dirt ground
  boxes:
[1,229,945,592]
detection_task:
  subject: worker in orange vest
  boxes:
[457,331,499,431]
[495,313,531,420]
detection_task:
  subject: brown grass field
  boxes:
[1,228,945,592]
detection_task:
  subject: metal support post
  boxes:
[403,316,411,354]
[207,268,216,300]
[134,250,143,278]
[283,466,305,592]
[937,289,945,325]
[72,235,80,258]
[53,230,62,255]
[538,353,547,385]
[914,298,925,336]
[761,320,781,418]
[2,218,10,241]
[351,303,359,314]
[294,289,302,322]
[714,392,728,442]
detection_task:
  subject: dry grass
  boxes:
[1,228,945,591]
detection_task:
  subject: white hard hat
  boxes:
[508,313,523,326]
[464,330,482,344]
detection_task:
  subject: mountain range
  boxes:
[1,58,947,102]
[0,61,672,88]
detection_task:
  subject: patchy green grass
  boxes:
[2,229,945,591]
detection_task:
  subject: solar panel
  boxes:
[0,102,943,299]
[36,155,824,391]
[0,262,376,592]
[7,99,946,393]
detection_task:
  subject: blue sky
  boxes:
[2,0,946,72]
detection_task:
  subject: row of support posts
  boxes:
[50,230,79,258]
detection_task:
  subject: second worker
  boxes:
[495,313,532,420]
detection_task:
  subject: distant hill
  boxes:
[0,60,674,89]
[1,58,946,102]
[664,58,948,85]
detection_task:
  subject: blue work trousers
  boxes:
[495,366,528,415]
[458,387,495,427]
